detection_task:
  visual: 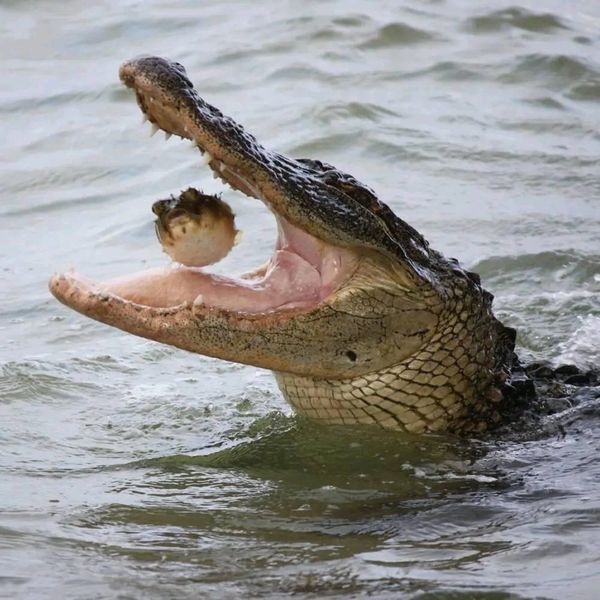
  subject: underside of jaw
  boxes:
[50,71,359,319]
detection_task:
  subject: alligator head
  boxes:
[49,56,517,434]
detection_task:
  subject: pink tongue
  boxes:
[261,250,321,309]
[101,250,322,312]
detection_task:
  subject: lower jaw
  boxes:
[52,224,358,316]
[95,249,324,313]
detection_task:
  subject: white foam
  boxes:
[554,315,600,369]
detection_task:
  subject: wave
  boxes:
[555,315,600,369]
[473,250,600,281]
[359,22,438,49]
[310,101,399,124]
[500,54,600,93]
[0,359,102,404]
[464,7,568,34]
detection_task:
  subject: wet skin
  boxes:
[49,56,520,435]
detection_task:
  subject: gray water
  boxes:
[1,1,600,598]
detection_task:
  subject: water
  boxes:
[1,1,599,598]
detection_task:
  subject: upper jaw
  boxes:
[119,56,273,203]
[117,56,408,266]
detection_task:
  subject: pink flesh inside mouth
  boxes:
[87,217,357,314]
[55,89,359,316]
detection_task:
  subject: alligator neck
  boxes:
[276,304,506,434]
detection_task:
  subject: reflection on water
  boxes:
[1,0,599,598]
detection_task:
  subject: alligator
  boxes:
[49,56,597,435]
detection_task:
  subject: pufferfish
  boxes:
[152,187,240,267]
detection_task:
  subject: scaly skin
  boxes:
[49,56,518,435]
[277,254,516,434]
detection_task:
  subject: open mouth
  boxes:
[50,57,359,320]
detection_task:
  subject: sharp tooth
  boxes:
[150,124,159,137]
[164,131,172,140]
[219,161,225,172]
[193,294,204,306]
[212,171,219,179]
[200,152,212,166]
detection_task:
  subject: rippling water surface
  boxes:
[1,1,599,598]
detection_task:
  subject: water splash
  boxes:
[554,314,600,369]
